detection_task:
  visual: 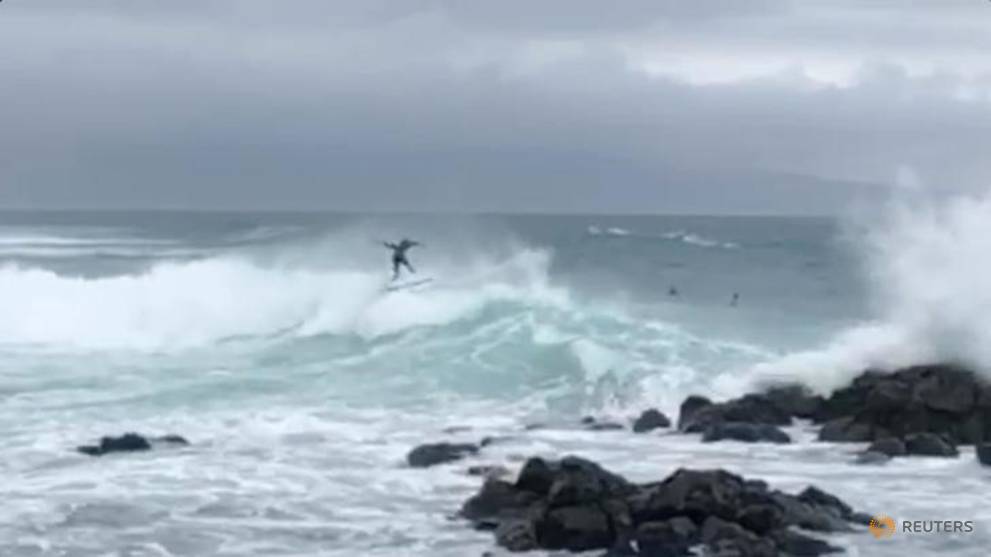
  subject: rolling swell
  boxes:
[0,235,770,414]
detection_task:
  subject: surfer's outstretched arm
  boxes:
[383,242,397,249]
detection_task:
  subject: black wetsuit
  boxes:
[384,239,419,280]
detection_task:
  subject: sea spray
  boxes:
[736,189,991,394]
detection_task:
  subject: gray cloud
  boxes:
[1,0,989,213]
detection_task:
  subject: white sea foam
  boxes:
[742,189,991,393]
[0,247,567,350]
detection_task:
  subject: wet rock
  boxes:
[855,451,891,465]
[461,479,541,523]
[547,469,607,507]
[769,492,849,533]
[866,437,906,457]
[495,519,537,552]
[581,416,626,431]
[461,456,866,556]
[770,529,842,557]
[633,408,671,433]
[736,504,783,535]
[678,395,713,430]
[977,443,991,466]
[77,433,187,457]
[156,434,189,446]
[701,516,759,544]
[467,465,511,479]
[704,538,778,557]
[77,434,149,456]
[815,364,991,445]
[580,416,625,431]
[676,385,822,436]
[629,468,748,524]
[764,384,825,420]
[797,486,854,519]
[516,457,558,495]
[557,456,634,497]
[679,394,791,433]
[537,504,613,551]
[915,366,979,414]
[904,433,959,457]
[406,442,478,468]
[818,416,873,442]
[701,422,791,444]
[635,517,697,555]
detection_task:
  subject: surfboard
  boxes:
[384,277,433,292]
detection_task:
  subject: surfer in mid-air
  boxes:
[383,238,420,280]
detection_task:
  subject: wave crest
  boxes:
[0,248,564,351]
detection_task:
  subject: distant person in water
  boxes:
[668,286,679,297]
[383,238,420,280]
[730,292,739,306]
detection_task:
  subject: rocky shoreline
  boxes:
[75,363,991,555]
[440,363,991,555]
[461,456,868,556]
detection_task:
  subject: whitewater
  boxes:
[0,208,989,556]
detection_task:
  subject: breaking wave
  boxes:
[740,189,991,394]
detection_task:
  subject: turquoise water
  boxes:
[0,212,986,556]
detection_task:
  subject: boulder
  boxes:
[516,457,558,495]
[467,465,511,479]
[770,529,842,557]
[701,422,791,444]
[815,364,991,445]
[866,437,906,457]
[494,519,537,552]
[736,504,783,535]
[406,442,478,468]
[818,417,873,442]
[461,479,541,523]
[157,434,190,445]
[904,433,958,457]
[536,504,613,551]
[764,384,825,419]
[460,456,868,556]
[635,517,697,555]
[977,443,991,466]
[700,516,760,544]
[797,486,854,519]
[629,468,748,524]
[679,394,791,433]
[678,395,714,430]
[633,409,671,433]
[76,433,187,457]
[854,451,891,465]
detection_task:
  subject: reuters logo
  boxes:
[870,515,896,539]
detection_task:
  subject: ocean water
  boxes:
[0,210,988,556]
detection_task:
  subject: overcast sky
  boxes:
[1,0,990,213]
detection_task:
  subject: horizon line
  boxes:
[0,207,838,219]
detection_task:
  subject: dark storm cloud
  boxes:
[0,0,989,213]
